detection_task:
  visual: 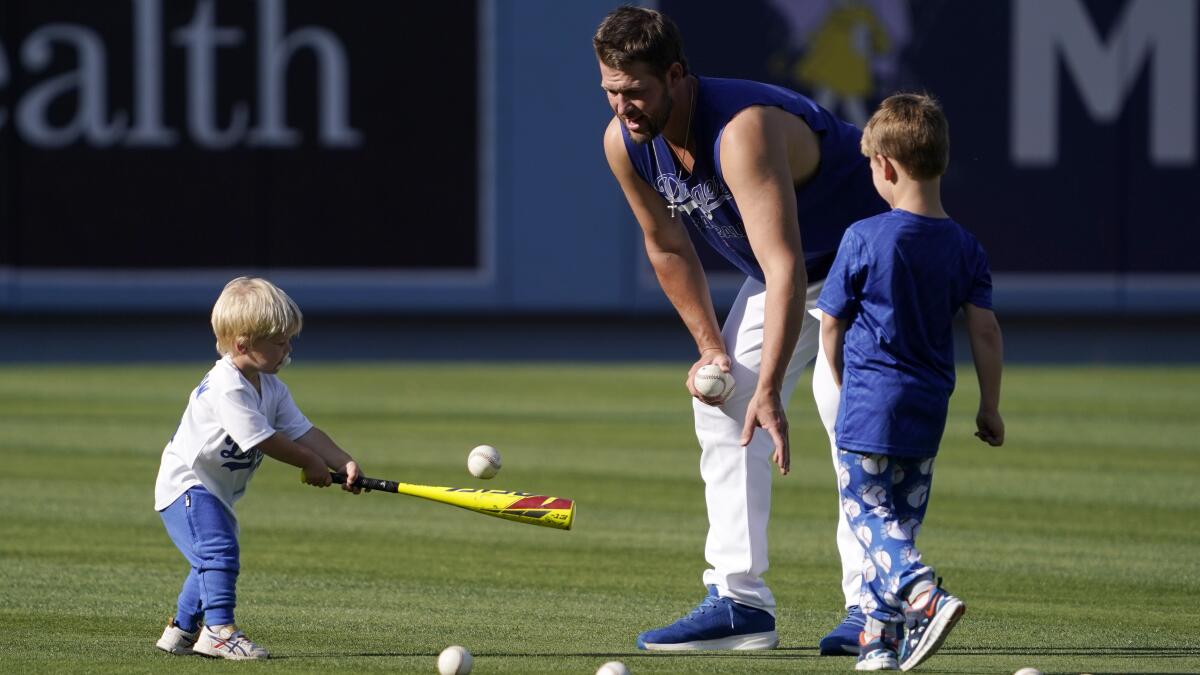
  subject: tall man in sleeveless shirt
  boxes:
[595,6,888,653]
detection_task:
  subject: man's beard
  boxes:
[629,91,673,145]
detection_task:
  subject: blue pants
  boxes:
[837,450,935,624]
[160,486,239,630]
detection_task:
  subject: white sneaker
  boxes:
[155,618,199,655]
[193,624,270,660]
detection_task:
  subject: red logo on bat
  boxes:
[506,496,572,510]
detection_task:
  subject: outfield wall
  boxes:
[0,0,1196,315]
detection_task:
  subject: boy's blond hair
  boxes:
[211,277,303,356]
[860,93,949,180]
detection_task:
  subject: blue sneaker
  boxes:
[898,579,964,671]
[636,586,778,651]
[819,605,867,655]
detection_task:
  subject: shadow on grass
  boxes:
[272,645,1200,664]
[272,647,822,660]
[941,645,1200,658]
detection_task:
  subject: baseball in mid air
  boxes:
[437,645,473,675]
[467,445,502,479]
[694,364,736,399]
[596,661,631,675]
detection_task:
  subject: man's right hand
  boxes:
[687,349,733,405]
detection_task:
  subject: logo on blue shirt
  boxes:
[654,173,735,226]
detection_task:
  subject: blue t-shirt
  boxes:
[816,209,993,457]
[622,76,887,282]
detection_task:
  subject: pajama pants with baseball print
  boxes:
[836,450,936,623]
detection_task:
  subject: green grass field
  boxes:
[1,362,1198,674]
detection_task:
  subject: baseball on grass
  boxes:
[467,445,502,479]
[1012,669,1043,675]
[694,364,736,399]
[437,645,473,675]
[596,661,631,675]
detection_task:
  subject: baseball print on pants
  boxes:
[837,451,936,623]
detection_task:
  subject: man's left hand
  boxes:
[740,389,790,475]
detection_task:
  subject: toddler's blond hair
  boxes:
[211,277,302,356]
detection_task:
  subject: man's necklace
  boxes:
[666,80,696,219]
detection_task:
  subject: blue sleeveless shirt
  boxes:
[622,77,886,282]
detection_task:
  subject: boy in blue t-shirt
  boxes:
[816,93,1005,671]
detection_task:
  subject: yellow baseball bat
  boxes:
[319,471,575,530]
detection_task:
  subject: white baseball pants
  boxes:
[812,308,869,609]
[696,277,864,614]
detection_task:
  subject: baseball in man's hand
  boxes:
[694,364,736,399]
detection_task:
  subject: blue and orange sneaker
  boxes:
[855,621,901,671]
[856,636,899,670]
[819,605,867,655]
[898,579,964,671]
[636,586,778,651]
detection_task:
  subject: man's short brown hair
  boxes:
[860,93,949,180]
[593,5,688,78]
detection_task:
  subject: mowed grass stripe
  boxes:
[0,362,1197,673]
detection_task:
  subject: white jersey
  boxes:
[154,356,313,515]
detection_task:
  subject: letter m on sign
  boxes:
[1012,0,1197,167]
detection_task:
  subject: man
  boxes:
[594,6,887,653]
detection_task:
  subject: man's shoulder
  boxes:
[602,116,646,182]
[602,115,623,143]
[703,76,804,121]
[701,75,798,99]
[602,116,624,155]
[720,104,775,140]
[700,76,821,126]
[602,116,637,162]
[720,101,820,167]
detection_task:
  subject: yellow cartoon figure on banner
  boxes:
[768,0,906,127]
